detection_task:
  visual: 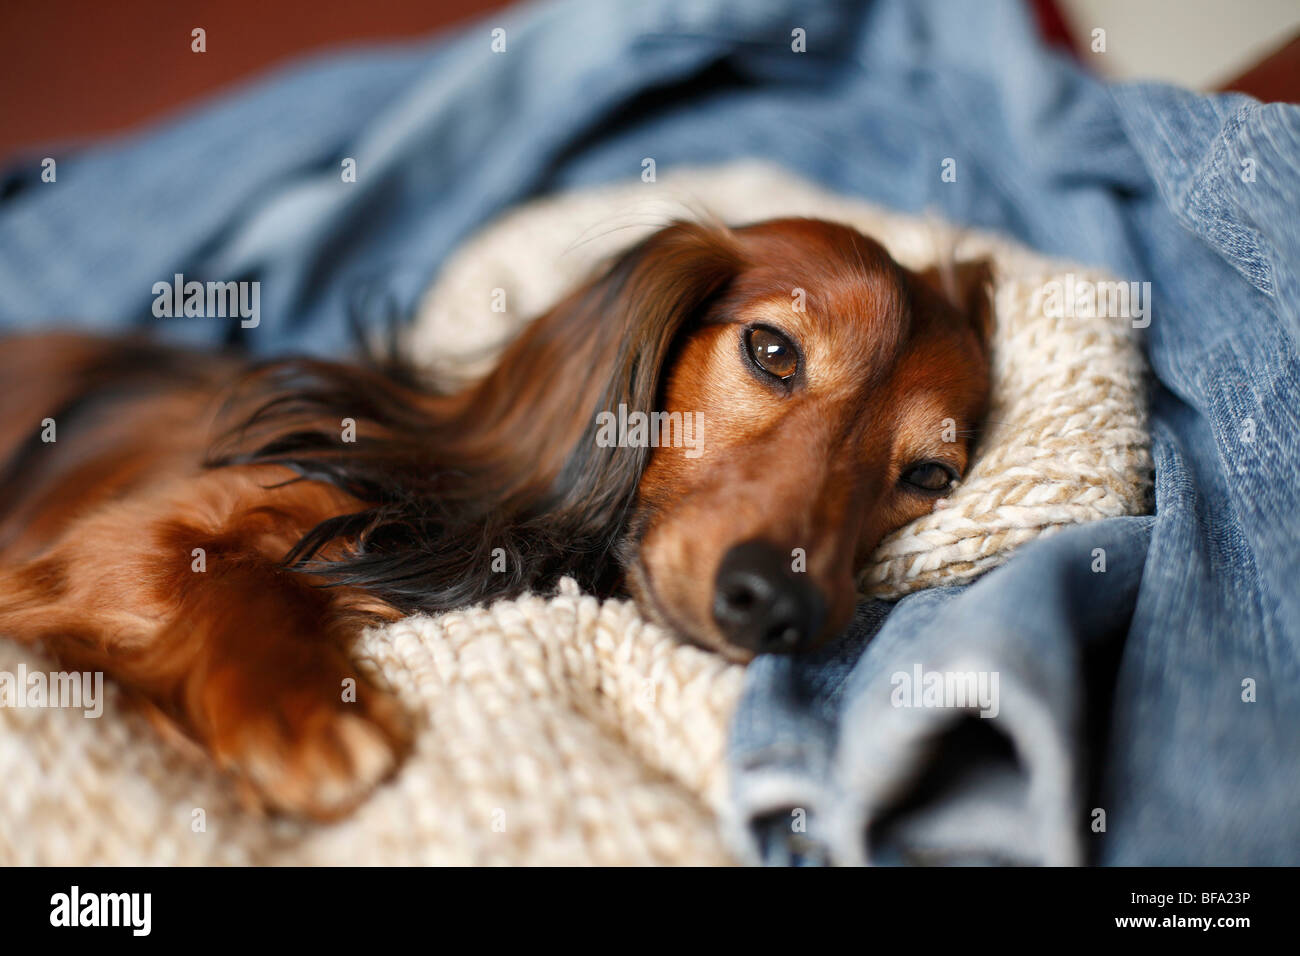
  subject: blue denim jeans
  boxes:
[2,0,1297,864]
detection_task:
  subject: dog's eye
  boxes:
[745,327,798,380]
[900,462,958,494]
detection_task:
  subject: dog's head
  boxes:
[487,217,992,661]
[625,220,992,660]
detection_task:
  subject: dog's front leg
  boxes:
[0,468,409,819]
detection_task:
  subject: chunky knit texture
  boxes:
[0,162,1149,864]
[0,582,742,865]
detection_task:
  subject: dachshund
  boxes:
[0,217,993,818]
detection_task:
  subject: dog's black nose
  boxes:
[712,541,826,654]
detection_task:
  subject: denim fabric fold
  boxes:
[729,519,1154,865]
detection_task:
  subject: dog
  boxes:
[0,217,992,817]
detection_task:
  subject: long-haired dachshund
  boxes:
[0,217,991,817]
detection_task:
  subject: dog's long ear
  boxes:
[215,219,744,611]
[468,219,744,575]
[911,257,996,357]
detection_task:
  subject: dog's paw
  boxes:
[203,662,410,820]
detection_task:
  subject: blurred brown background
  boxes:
[0,0,513,161]
[1,0,1295,164]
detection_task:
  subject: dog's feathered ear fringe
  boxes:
[912,229,996,358]
[210,220,743,613]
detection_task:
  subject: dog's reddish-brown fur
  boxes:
[0,218,991,817]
